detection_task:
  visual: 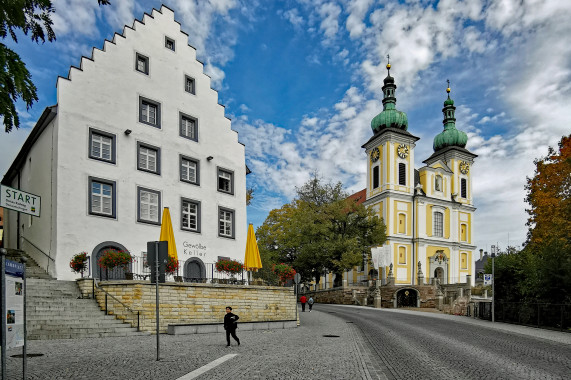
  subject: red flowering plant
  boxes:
[165,256,180,275]
[272,263,296,283]
[215,258,244,275]
[69,252,88,275]
[98,249,132,271]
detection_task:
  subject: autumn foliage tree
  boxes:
[488,135,571,305]
[525,134,571,248]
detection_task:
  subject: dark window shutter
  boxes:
[373,166,379,189]
[399,163,406,185]
[461,178,467,198]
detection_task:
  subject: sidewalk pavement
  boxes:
[5,305,569,379]
[4,306,382,380]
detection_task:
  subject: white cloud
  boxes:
[52,0,101,37]
[345,0,373,38]
[318,2,342,40]
[281,8,304,29]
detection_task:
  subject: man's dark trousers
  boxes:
[226,328,239,346]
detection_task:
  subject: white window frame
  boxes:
[137,187,161,225]
[181,198,200,233]
[88,177,116,218]
[137,142,160,175]
[217,168,234,195]
[139,97,161,128]
[180,112,198,141]
[433,211,444,237]
[185,75,195,94]
[135,53,149,75]
[89,128,116,163]
[218,207,235,239]
[180,155,199,185]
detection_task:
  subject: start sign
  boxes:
[0,184,41,217]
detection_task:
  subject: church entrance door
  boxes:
[397,289,418,308]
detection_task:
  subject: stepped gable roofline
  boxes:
[2,106,58,185]
[56,6,203,91]
[422,145,477,164]
[361,127,419,148]
[347,189,367,206]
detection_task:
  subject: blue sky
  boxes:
[2,0,570,255]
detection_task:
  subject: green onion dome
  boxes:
[371,63,408,133]
[433,86,468,151]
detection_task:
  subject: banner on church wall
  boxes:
[372,245,392,268]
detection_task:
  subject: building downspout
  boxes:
[16,172,21,250]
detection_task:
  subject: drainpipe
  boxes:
[17,172,21,250]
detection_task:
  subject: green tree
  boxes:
[256,175,387,287]
[0,0,109,132]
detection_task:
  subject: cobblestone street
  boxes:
[5,305,571,379]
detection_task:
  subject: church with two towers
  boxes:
[358,62,477,287]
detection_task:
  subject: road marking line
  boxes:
[176,354,238,380]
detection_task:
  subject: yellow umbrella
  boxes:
[244,223,262,272]
[159,207,178,261]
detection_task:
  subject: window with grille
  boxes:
[218,208,234,238]
[138,187,160,224]
[180,155,199,185]
[136,53,149,74]
[217,168,234,194]
[185,75,195,94]
[137,143,160,174]
[180,113,198,141]
[373,166,379,189]
[461,178,467,198]
[89,177,116,218]
[399,163,406,185]
[139,97,160,127]
[89,129,115,163]
[181,199,200,232]
[434,211,443,237]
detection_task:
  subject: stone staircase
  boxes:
[26,278,149,339]
[5,249,149,340]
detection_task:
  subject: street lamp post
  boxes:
[491,245,496,323]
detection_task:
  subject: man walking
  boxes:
[308,296,314,312]
[224,306,240,347]
[300,295,307,312]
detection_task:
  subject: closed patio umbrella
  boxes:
[159,207,178,262]
[244,224,262,281]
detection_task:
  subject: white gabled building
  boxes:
[2,6,248,281]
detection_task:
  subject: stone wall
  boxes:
[304,286,368,305]
[77,279,296,333]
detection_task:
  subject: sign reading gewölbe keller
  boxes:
[0,184,41,217]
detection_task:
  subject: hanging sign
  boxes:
[483,274,493,286]
[0,184,41,217]
[4,259,25,348]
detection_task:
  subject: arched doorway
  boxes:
[396,288,418,308]
[92,241,131,280]
[434,267,444,283]
[184,258,206,282]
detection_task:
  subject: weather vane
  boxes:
[386,54,391,70]
[446,79,451,93]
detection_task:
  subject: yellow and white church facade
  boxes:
[359,65,477,286]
